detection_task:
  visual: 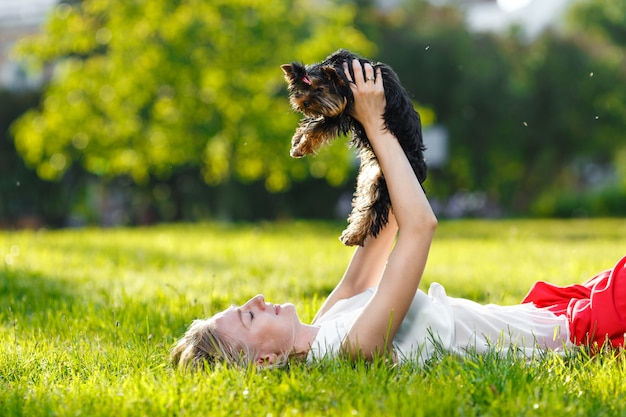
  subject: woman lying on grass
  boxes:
[171,60,626,370]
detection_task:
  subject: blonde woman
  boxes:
[171,60,626,370]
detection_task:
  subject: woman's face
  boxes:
[214,294,300,363]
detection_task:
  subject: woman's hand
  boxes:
[343,60,385,134]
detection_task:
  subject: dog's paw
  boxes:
[290,141,308,158]
[290,131,307,157]
[291,134,316,157]
[339,228,367,247]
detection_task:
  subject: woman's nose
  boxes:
[245,294,265,309]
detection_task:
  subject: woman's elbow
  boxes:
[416,211,438,234]
[400,212,437,239]
[425,212,438,230]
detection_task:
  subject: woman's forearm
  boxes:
[312,214,398,324]
[343,129,437,357]
[363,119,436,232]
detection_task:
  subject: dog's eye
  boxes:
[316,87,324,93]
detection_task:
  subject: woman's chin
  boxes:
[281,303,299,319]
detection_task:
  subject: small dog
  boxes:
[281,49,427,246]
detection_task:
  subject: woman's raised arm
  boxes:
[341,60,437,360]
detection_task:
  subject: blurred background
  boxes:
[1,0,625,229]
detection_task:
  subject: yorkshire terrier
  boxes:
[281,49,427,246]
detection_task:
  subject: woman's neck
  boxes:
[292,323,320,355]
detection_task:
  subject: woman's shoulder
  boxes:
[315,287,375,324]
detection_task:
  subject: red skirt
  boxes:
[521,255,626,349]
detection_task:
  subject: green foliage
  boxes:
[567,0,626,46]
[1,220,625,416]
[375,2,626,213]
[11,0,373,191]
[7,0,626,221]
[532,183,626,218]
[0,89,72,226]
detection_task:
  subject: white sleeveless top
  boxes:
[307,283,574,364]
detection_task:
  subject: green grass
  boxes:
[1,219,625,416]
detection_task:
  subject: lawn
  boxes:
[1,219,625,416]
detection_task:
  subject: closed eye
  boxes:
[249,311,254,320]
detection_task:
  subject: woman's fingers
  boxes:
[343,61,353,83]
[346,59,381,89]
[351,59,363,84]
[364,62,375,83]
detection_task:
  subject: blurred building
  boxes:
[466,0,571,40]
[0,0,57,91]
[378,0,570,40]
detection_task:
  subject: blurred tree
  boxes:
[565,0,626,162]
[526,0,626,216]
[0,89,79,227]
[11,0,373,193]
[567,0,626,46]
[507,34,620,209]
[10,0,626,222]
[372,0,626,214]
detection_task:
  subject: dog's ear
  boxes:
[281,64,296,82]
[281,63,309,85]
[321,65,345,86]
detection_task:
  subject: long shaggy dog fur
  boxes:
[281,49,427,246]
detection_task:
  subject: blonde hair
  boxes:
[171,318,255,370]
[171,317,296,371]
